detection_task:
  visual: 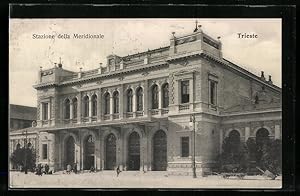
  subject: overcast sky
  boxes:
[9,19,281,107]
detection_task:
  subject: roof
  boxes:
[221,100,281,114]
[10,126,38,136]
[10,104,37,121]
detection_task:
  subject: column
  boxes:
[47,101,51,121]
[97,91,102,122]
[142,134,150,171]
[146,128,152,171]
[70,102,73,120]
[219,129,223,154]
[48,133,56,171]
[119,128,124,170]
[140,136,147,171]
[89,98,92,122]
[77,93,82,123]
[40,103,43,121]
[133,92,137,118]
[275,125,281,139]
[95,138,101,170]
[144,80,149,116]
[79,133,83,170]
[117,137,122,169]
[245,127,250,142]
[158,85,162,115]
[123,130,128,171]
[110,95,113,120]
[177,80,181,112]
[75,139,81,171]
[119,84,124,119]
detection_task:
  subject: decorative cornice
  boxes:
[59,62,168,88]
[201,53,281,92]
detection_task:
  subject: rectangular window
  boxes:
[181,137,189,157]
[210,81,217,105]
[181,80,190,104]
[42,103,48,120]
[42,144,48,159]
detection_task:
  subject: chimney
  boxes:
[78,67,82,78]
[98,63,102,74]
[38,66,43,82]
[268,75,273,84]
[58,57,63,68]
[120,60,124,70]
[261,71,265,80]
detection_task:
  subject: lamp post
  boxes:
[190,114,196,178]
[23,130,28,174]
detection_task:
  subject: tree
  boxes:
[10,147,36,172]
[260,139,282,174]
[217,136,282,175]
[217,136,247,172]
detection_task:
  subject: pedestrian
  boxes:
[36,164,42,176]
[44,164,49,174]
[67,164,72,174]
[89,166,95,173]
[116,166,121,177]
[73,163,77,174]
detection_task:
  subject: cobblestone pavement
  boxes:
[9,171,282,189]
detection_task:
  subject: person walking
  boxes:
[116,166,121,177]
[67,164,72,174]
[36,164,42,176]
[44,164,49,174]
[89,165,95,173]
[73,163,77,174]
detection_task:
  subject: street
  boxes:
[9,171,282,189]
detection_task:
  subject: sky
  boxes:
[9,19,282,107]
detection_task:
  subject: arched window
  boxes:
[136,87,143,111]
[27,142,32,148]
[104,93,110,115]
[256,128,269,148]
[152,85,159,109]
[16,143,20,150]
[64,99,70,119]
[228,130,241,154]
[113,91,119,114]
[91,94,97,116]
[162,83,169,108]
[127,89,133,112]
[72,98,78,119]
[83,96,89,117]
[255,128,271,167]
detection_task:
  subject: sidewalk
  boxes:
[9,171,282,189]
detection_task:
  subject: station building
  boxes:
[11,26,281,175]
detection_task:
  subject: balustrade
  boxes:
[179,104,190,111]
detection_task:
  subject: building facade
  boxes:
[10,104,37,131]
[27,27,281,174]
[9,104,38,169]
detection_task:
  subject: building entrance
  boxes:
[65,136,75,169]
[84,135,95,170]
[128,132,140,170]
[105,133,116,170]
[153,130,167,171]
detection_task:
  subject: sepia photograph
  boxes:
[9,18,282,189]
